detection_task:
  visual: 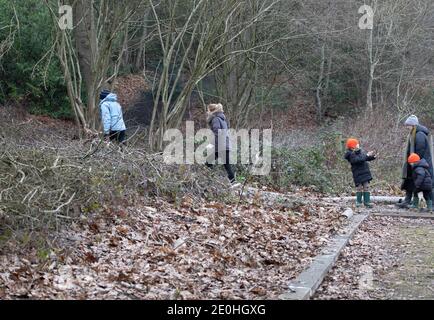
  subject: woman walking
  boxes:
[205,103,237,185]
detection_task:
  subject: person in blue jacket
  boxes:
[99,89,127,144]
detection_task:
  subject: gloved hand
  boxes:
[367,150,377,158]
[103,134,111,147]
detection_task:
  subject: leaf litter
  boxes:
[0,189,349,300]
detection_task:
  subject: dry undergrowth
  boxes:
[0,107,231,247]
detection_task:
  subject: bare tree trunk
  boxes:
[315,43,325,123]
[135,7,151,72]
[44,0,137,134]
[73,0,98,129]
[73,0,93,92]
[366,25,374,113]
[324,42,333,98]
[147,0,280,150]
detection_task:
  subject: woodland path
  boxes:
[2,189,434,300]
[313,202,434,300]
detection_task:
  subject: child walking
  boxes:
[407,153,433,212]
[344,138,377,207]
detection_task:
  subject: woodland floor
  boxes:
[3,192,434,300]
[314,205,434,300]
[0,188,348,299]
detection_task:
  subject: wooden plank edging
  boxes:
[279,212,369,300]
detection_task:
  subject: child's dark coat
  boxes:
[411,159,432,191]
[344,149,375,186]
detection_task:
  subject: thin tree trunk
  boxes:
[315,43,325,124]
[73,0,100,129]
[366,9,374,113]
[135,8,151,72]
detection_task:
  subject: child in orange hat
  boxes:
[344,138,377,207]
[407,153,432,211]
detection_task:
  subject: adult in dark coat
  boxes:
[398,115,434,208]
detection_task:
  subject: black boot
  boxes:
[396,191,412,209]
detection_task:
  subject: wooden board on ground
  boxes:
[372,210,434,219]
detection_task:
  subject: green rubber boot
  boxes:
[356,192,363,207]
[411,197,419,209]
[363,192,373,208]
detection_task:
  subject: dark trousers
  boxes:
[108,130,126,144]
[206,150,235,182]
[401,178,415,203]
[415,189,432,202]
[356,181,369,192]
[403,178,434,202]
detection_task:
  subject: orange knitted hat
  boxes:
[346,138,359,149]
[408,153,420,164]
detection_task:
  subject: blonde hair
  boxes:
[207,103,224,113]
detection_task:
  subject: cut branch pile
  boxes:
[0,109,231,245]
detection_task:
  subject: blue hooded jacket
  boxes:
[99,93,126,134]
